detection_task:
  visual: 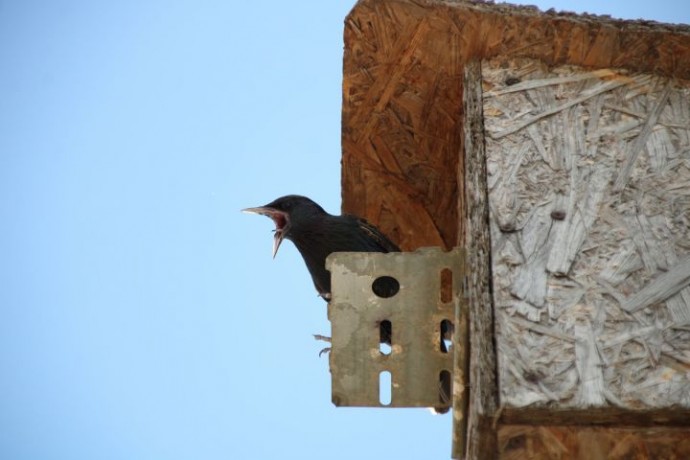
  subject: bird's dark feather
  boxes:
[353,217,400,253]
[247,195,399,300]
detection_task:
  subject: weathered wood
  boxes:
[546,166,611,276]
[452,258,470,458]
[484,58,690,412]
[664,250,690,325]
[622,256,690,313]
[613,82,674,191]
[483,69,618,98]
[574,323,606,406]
[500,408,690,426]
[461,59,498,460]
[488,79,628,139]
[498,425,690,459]
[341,0,690,249]
[340,1,690,457]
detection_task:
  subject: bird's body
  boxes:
[244,195,451,412]
[243,195,399,300]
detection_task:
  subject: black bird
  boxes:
[244,195,451,413]
[242,195,400,301]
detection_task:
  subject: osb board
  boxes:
[342,0,464,250]
[340,2,690,455]
[498,425,690,459]
[341,0,690,251]
[483,57,690,410]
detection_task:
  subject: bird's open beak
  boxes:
[242,206,289,259]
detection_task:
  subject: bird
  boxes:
[243,195,451,414]
[242,194,400,301]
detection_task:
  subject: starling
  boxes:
[244,195,451,413]
[242,195,400,301]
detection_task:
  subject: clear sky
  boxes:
[1,1,687,459]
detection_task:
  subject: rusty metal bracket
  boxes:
[326,247,466,412]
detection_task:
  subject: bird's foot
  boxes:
[313,334,332,357]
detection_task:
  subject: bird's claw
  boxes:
[313,334,332,357]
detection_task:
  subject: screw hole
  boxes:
[440,319,454,353]
[439,370,451,407]
[372,276,399,298]
[379,320,392,355]
[379,371,392,406]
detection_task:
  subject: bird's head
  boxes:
[242,195,327,258]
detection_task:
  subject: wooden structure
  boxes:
[340,0,690,458]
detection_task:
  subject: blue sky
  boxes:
[1,1,687,459]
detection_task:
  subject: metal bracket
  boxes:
[326,247,466,410]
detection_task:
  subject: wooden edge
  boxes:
[500,407,690,427]
[455,59,499,460]
[451,251,470,457]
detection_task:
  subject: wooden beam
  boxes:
[500,407,690,427]
[458,59,499,460]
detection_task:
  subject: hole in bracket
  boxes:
[439,370,451,406]
[372,276,400,298]
[440,268,453,303]
[379,320,392,355]
[379,371,392,406]
[440,319,454,353]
